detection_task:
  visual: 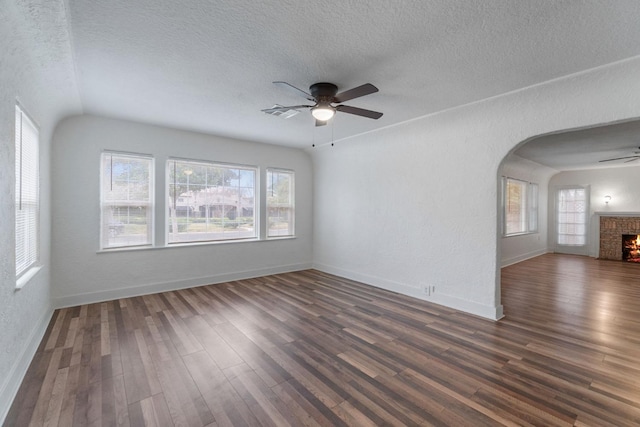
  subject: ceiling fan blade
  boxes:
[273,81,315,101]
[599,155,640,162]
[336,105,383,119]
[261,105,312,113]
[334,83,379,103]
[624,157,640,163]
[315,119,327,127]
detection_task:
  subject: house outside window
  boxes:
[100,152,154,249]
[267,169,294,237]
[167,159,256,243]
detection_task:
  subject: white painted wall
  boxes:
[550,165,640,257]
[312,56,640,320]
[0,0,82,421]
[3,4,640,419]
[51,115,313,306]
[499,155,557,267]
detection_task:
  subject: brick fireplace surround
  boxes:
[599,216,640,260]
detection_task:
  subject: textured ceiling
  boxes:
[515,120,640,171]
[63,0,640,149]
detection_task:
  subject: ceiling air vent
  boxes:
[263,104,300,119]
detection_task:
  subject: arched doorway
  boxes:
[497,118,640,312]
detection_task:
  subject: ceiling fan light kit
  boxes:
[263,81,382,126]
[311,105,335,121]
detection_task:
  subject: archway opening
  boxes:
[497,118,640,314]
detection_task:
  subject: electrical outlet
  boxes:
[423,285,434,296]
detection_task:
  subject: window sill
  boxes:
[167,237,261,249]
[503,231,538,238]
[97,236,296,253]
[266,235,296,240]
[16,265,43,290]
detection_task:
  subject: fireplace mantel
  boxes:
[595,212,640,216]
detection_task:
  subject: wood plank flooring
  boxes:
[6,253,640,426]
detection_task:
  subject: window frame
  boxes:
[555,186,589,247]
[100,151,155,250]
[502,177,539,237]
[166,158,258,245]
[266,168,295,238]
[15,104,40,280]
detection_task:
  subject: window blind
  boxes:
[557,187,587,246]
[503,177,538,236]
[15,105,39,277]
[528,183,539,233]
[505,178,527,235]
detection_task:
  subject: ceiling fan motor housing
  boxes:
[310,83,338,103]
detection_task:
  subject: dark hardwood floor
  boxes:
[6,253,640,426]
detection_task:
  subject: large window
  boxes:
[557,187,587,246]
[503,177,538,236]
[15,105,39,277]
[267,169,294,237]
[167,159,256,243]
[100,152,154,249]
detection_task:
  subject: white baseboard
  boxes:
[53,262,313,309]
[312,263,504,321]
[501,248,550,268]
[0,306,54,425]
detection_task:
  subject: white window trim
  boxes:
[266,168,295,239]
[166,158,258,245]
[100,150,155,250]
[93,153,299,253]
[16,265,43,290]
[554,185,590,251]
[15,103,41,285]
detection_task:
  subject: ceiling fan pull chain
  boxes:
[331,117,335,147]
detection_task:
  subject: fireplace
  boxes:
[622,234,640,262]
[599,216,640,260]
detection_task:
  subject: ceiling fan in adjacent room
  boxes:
[262,81,383,126]
[599,147,640,164]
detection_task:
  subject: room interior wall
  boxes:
[51,115,313,307]
[312,56,640,320]
[0,0,82,421]
[549,165,640,257]
[499,154,558,267]
[4,5,640,422]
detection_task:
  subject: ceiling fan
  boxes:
[262,81,383,126]
[599,147,640,164]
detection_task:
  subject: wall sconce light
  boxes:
[604,195,612,204]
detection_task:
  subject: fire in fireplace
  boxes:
[622,234,640,262]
